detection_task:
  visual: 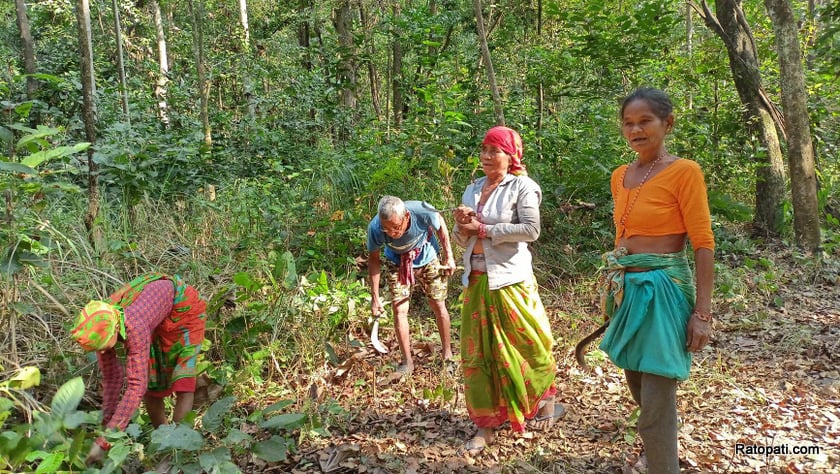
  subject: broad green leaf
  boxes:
[21,143,90,168]
[15,125,60,149]
[0,396,14,420]
[68,430,86,467]
[0,429,23,448]
[181,462,202,474]
[151,424,204,452]
[315,270,329,293]
[2,429,29,464]
[62,410,90,429]
[233,272,259,292]
[28,73,65,84]
[34,451,64,473]
[259,413,306,431]
[262,399,295,416]
[25,449,50,462]
[253,435,287,462]
[50,376,84,418]
[107,443,131,466]
[213,461,241,474]
[223,428,251,445]
[274,251,297,289]
[125,423,141,438]
[198,447,232,471]
[17,251,49,269]
[5,366,40,389]
[0,125,12,144]
[202,396,236,433]
[0,162,37,175]
[14,102,33,117]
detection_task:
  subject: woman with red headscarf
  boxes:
[452,126,562,454]
[70,273,206,465]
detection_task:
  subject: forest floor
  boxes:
[254,245,840,474]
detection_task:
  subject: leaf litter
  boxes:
[239,247,839,473]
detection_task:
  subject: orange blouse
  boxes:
[611,159,715,251]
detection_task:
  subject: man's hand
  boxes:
[85,442,106,466]
[371,298,384,317]
[441,257,456,276]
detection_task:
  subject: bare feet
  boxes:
[395,363,414,376]
[462,427,494,455]
[377,362,415,387]
[528,397,566,431]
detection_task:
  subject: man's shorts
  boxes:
[383,257,448,302]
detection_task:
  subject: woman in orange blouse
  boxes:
[599,88,713,474]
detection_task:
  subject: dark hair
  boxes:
[620,87,673,120]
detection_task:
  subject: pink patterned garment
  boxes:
[97,280,174,430]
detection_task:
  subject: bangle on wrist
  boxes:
[692,310,712,322]
[478,223,487,239]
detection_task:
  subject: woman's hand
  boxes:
[85,442,106,466]
[453,205,475,225]
[686,314,711,352]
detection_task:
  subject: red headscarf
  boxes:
[482,126,526,175]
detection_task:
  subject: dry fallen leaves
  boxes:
[238,248,839,473]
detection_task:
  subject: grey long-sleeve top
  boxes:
[452,173,541,289]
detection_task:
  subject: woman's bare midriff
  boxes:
[473,240,485,254]
[618,233,686,272]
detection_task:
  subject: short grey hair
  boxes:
[378,195,406,220]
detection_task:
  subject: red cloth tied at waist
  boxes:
[399,247,422,285]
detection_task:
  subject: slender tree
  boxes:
[14,0,38,104]
[536,0,544,158]
[696,0,787,236]
[359,2,382,119]
[764,0,821,250]
[187,0,211,146]
[73,0,102,250]
[391,3,404,127]
[474,0,504,126]
[333,0,357,141]
[150,0,170,128]
[333,1,357,111]
[111,0,130,123]
[239,0,256,120]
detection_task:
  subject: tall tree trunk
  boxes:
[765,0,821,250]
[359,3,382,119]
[150,0,170,128]
[187,0,211,147]
[111,0,130,123]
[536,0,544,159]
[297,0,313,72]
[297,0,317,145]
[73,0,102,251]
[14,0,38,105]
[239,0,256,120]
[333,0,357,141]
[391,4,404,127]
[333,1,357,111]
[473,0,505,126]
[697,0,787,237]
[685,2,694,110]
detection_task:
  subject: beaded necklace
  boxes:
[617,150,666,238]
